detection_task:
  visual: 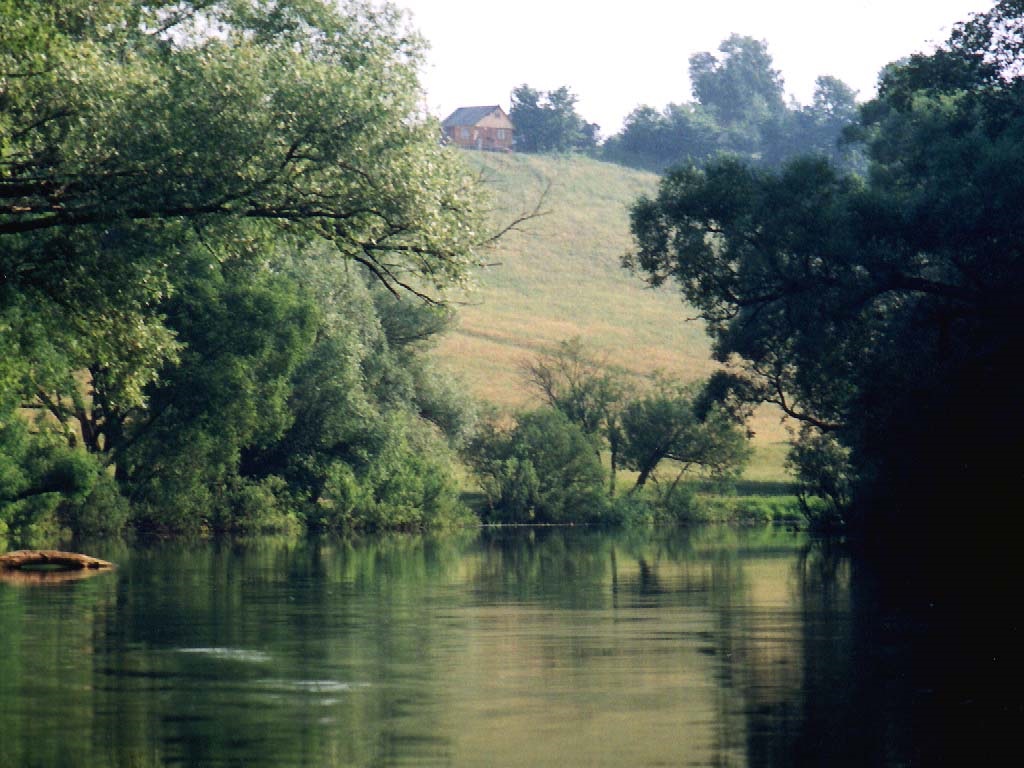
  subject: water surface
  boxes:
[0,528,1018,766]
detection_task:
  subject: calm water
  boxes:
[0,527,1019,767]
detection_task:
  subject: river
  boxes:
[0,527,1018,766]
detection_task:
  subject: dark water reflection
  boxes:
[0,528,1019,766]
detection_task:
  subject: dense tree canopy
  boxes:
[626,1,1024,550]
[0,0,485,536]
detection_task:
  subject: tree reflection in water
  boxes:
[0,530,1018,766]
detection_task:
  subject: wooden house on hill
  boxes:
[442,105,514,151]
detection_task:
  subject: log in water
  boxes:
[0,550,114,570]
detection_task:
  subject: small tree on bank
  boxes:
[617,379,752,492]
[466,339,752,523]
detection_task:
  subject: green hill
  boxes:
[434,151,794,488]
[439,153,711,396]
[437,152,790,455]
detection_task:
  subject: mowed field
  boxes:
[436,151,791,458]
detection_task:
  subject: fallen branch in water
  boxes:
[0,550,115,571]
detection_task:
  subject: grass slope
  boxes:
[440,153,712,397]
[437,151,792,478]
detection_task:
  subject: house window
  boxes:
[496,129,507,140]
[460,127,470,139]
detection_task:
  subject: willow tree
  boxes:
[0,1,485,525]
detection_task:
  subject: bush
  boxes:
[607,492,657,526]
[312,417,469,533]
[787,426,852,529]
[0,420,103,542]
[220,476,301,535]
[467,408,608,524]
[653,483,700,524]
[58,473,131,538]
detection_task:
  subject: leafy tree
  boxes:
[602,103,722,173]
[517,339,751,506]
[239,255,472,532]
[786,76,863,170]
[626,1,1024,547]
[0,0,488,533]
[109,242,474,534]
[521,338,624,438]
[521,338,627,495]
[0,0,482,414]
[466,409,607,524]
[117,255,317,533]
[617,380,751,491]
[509,84,598,153]
[689,34,786,126]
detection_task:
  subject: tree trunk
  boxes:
[633,464,654,490]
[608,446,618,498]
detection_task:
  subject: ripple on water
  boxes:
[255,679,370,694]
[175,647,272,663]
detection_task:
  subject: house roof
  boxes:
[442,105,511,128]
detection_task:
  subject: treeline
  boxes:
[0,0,486,539]
[512,35,862,173]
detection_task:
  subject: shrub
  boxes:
[219,475,301,535]
[58,473,131,538]
[312,417,469,532]
[467,408,608,524]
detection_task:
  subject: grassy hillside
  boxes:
[439,153,711,396]
[437,152,791,456]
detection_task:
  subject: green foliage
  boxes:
[521,338,755,501]
[626,1,1024,545]
[618,380,751,490]
[467,408,607,524]
[313,417,469,533]
[116,258,317,532]
[695,494,802,526]
[509,84,599,153]
[786,426,852,529]
[214,476,301,536]
[1,1,487,534]
[689,35,786,125]
[0,418,102,538]
[522,337,625,439]
[58,473,132,539]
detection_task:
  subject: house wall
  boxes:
[445,124,514,152]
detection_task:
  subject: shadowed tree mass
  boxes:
[626,0,1024,553]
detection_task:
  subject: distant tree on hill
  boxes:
[510,84,599,153]
[602,35,862,173]
[689,34,786,126]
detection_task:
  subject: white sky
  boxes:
[395,0,995,135]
